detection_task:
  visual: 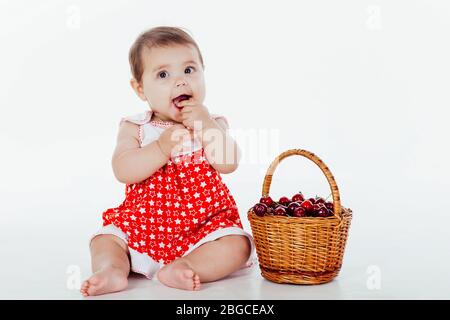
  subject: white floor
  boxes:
[1,228,443,301]
[0,222,391,301]
[1,223,448,300]
[1,178,450,300]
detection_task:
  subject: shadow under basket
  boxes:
[247,149,353,285]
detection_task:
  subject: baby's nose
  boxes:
[176,79,187,87]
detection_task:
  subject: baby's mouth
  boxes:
[172,94,192,109]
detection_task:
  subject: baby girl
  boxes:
[80,26,256,296]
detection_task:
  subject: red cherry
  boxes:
[292,192,305,203]
[309,204,321,217]
[308,197,316,204]
[300,200,314,212]
[314,197,325,205]
[278,197,290,206]
[260,196,274,207]
[310,203,324,217]
[292,206,307,217]
[253,203,267,217]
[273,205,287,216]
[312,203,323,213]
[287,202,301,216]
[317,207,330,217]
[325,202,333,210]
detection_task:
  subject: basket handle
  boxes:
[262,149,342,221]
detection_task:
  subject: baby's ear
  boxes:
[130,78,147,101]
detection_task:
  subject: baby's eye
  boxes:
[185,66,195,74]
[158,71,168,79]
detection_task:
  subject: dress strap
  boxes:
[119,110,153,126]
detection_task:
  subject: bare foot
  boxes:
[80,266,128,297]
[156,259,201,291]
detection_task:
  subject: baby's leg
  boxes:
[80,234,130,297]
[156,235,251,290]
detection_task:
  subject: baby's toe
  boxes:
[193,274,201,290]
[182,268,195,280]
[88,275,101,286]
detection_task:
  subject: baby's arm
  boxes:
[111,121,169,184]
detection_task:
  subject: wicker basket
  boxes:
[247,149,352,285]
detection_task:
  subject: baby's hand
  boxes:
[178,98,212,131]
[157,124,194,157]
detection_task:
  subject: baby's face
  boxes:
[137,44,206,122]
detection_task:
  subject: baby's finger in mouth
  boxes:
[178,99,195,107]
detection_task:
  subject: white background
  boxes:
[1,0,450,299]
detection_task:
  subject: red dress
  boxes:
[91,111,255,279]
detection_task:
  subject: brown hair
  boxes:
[129,26,204,84]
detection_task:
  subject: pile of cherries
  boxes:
[252,192,334,218]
